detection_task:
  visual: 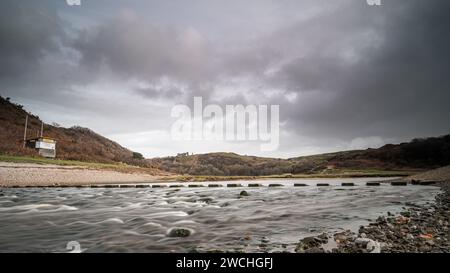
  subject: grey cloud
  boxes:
[0,0,64,79]
[1,0,449,157]
[236,0,450,142]
[135,85,184,100]
[72,13,213,83]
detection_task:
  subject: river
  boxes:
[0,178,439,252]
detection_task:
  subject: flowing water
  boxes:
[0,178,440,253]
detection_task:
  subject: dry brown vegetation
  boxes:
[149,137,450,176]
[0,96,148,166]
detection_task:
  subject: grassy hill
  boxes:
[0,96,146,166]
[150,135,450,176]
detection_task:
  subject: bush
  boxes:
[133,152,144,160]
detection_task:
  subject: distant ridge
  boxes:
[149,137,450,176]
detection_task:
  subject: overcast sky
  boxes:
[1,0,449,158]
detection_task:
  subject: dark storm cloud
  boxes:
[212,0,450,141]
[272,0,450,140]
[0,0,64,79]
[1,0,449,157]
[72,13,213,83]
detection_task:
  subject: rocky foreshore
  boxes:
[296,182,450,253]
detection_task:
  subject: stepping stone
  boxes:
[268,184,283,187]
[248,183,262,187]
[342,183,355,186]
[227,184,242,187]
[119,185,135,188]
[317,183,330,187]
[366,182,380,186]
[294,183,308,187]
[103,185,119,188]
[188,184,204,188]
[208,184,223,187]
[419,181,438,185]
[411,180,421,185]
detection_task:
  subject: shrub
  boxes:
[133,152,144,160]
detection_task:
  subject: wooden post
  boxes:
[40,121,44,138]
[23,114,28,148]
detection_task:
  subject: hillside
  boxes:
[290,136,450,171]
[0,96,145,165]
[150,135,450,176]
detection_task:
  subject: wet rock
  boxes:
[167,228,191,238]
[376,216,387,224]
[239,191,250,197]
[395,216,410,225]
[199,197,214,203]
[295,234,328,253]
[400,211,411,218]
[334,230,355,245]
[304,247,325,253]
[317,233,329,242]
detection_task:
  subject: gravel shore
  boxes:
[0,162,162,187]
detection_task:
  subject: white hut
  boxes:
[26,137,57,158]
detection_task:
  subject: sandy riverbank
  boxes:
[0,162,163,187]
[2,160,449,188]
[407,165,450,182]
